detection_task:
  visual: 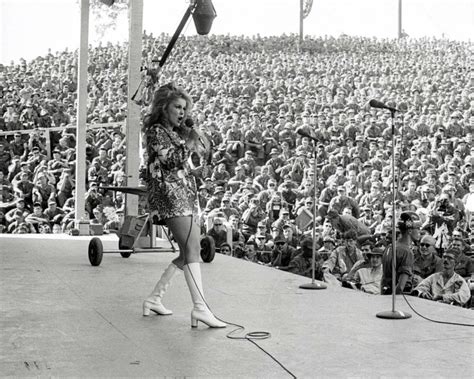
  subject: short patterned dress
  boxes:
[143,124,197,224]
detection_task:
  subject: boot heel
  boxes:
[143,263,178,317]
[184,263,226,329]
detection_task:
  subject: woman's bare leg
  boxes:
[166,215,225,328]
[166,215,201,269]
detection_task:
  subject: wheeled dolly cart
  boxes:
[87,186,215,266]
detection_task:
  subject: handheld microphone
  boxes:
[369,99,399,113]
[297,129,318,142]
[184,117,194,128]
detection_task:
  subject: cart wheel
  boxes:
[200,236,216,263]
[120,249,132,258]
[88,237,103,266]
[118,236,132,258]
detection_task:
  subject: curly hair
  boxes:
[142,82,193,132]
[397,211,419,233]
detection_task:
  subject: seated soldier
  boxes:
[323,230,364,281]
[237,240,258,262]
[270,238,296,271]
[25,202,50,232]
[255,234,274,265]
[450,237,474,279]
[248,220,272,245]
[412,249,471,306]
[287,238,324,280]
[412,234,443,287]
[11,221,36,234]
[219,243,232,256]
[282,223,298,248]
[345,238,374,281]
[207,217,228,249]
[228,214,245,247]
[43,199,65,225]
[351,245,384,295]
[104,209,124,234]
[318,235,336,261]
[254,231,272,259]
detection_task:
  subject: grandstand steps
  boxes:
[0,235,472,377]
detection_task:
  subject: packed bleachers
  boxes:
[0,33,473,303]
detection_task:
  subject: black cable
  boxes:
[225,322,297,379]
[402,293,474,327]
[387,111,474,328]
[180,184,297,379]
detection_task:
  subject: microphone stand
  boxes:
[376,109,411,319]
[300,145,327,290]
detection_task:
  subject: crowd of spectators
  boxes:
[0,33,473,306]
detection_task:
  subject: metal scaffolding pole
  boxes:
[74,0,89,232]
[125,0,144,216]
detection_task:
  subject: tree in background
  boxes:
[77,0,128,40]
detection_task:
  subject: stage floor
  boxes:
[1,234,473,378]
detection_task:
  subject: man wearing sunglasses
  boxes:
[270,237,296,271]
[207,217,228,250]
[413,234,443,287]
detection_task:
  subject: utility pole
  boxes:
[299,0,304,51]
[125,0,143,216]
[75,0,89,232]
[398,0,402,39]
[299,1,314,51]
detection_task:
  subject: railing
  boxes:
[0,121,125,160]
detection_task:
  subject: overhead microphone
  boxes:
[369,99,399,113]
[297,128,318,142]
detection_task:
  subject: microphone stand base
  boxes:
[376,310,412,319]
[299,281,327,290]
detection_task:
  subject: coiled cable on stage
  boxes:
[180,188,297,379]
[401,293,474,327]
[226,325,297,379]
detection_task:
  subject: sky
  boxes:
[1,0,473,64]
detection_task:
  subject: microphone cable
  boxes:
[400,292,474,327]
[179,186,297,379]
[380,110,473,328]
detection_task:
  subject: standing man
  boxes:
[381,212,420,295]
